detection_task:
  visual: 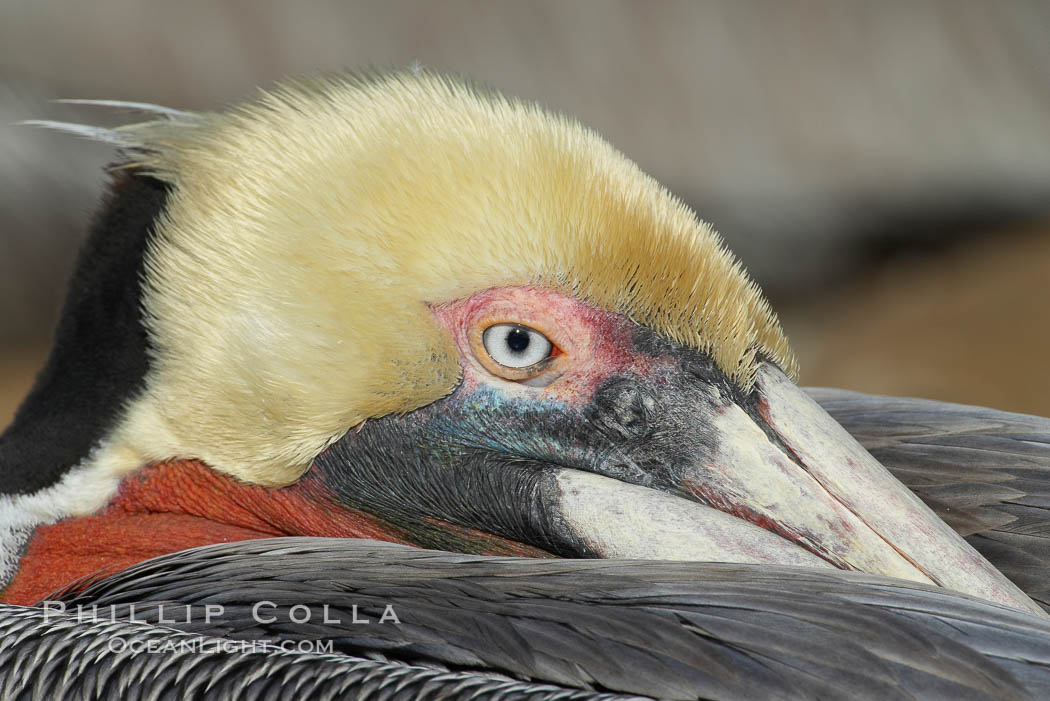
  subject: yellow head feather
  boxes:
[97,70,796,486]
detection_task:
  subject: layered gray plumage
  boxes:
[8,538,1050,701]
[0,601,628,701]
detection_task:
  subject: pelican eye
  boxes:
[482,324,554,369]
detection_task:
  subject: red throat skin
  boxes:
[1,460,416,606]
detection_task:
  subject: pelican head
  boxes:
[0,71,1039,616]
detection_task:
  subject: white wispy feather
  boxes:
[16,120,134,146]
[53,99,196,119]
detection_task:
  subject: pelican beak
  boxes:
[551,362,1045,617]
[316,336,1044,618]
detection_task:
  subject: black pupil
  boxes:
[506,327,531,354]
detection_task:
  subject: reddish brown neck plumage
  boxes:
[1,460,412,606]
[3,459,552,606]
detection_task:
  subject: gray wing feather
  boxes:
[0,601,628,701]
[11,537,1050,700]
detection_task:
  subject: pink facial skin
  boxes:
[431,287,660,408]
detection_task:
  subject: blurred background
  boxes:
[2,0,1049,430]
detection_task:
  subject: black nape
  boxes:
[0,172,170,495]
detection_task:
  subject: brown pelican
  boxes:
[2,70,1050,699]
